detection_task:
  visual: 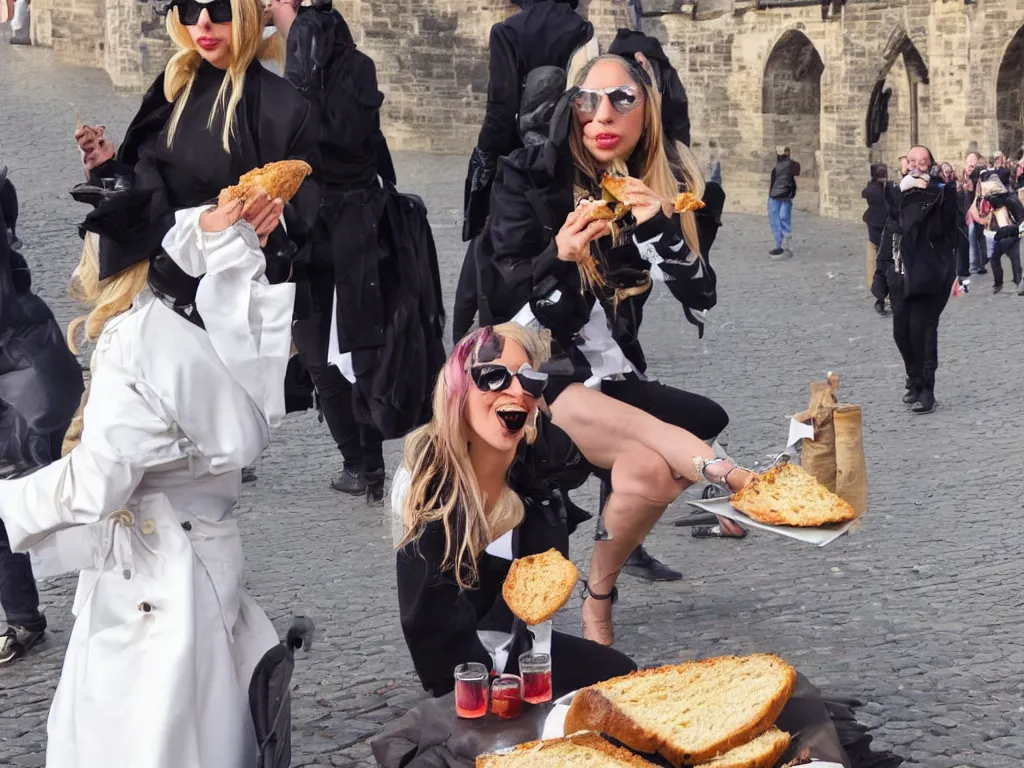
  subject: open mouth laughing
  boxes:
[496,405,529,433]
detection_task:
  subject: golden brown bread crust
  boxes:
[476,732,653,767]
[730,464,857,527]
[673,191,706,213]
[696,727,790,768]
[502,548,579,625]
[217,160,313,207]
[563,655,797,767]
[600,174,634,204]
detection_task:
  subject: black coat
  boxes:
[0,208,84,469]
[861,179,895,243]
[769,157,800,200]
[462,0,593,241]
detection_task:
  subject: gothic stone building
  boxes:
[29,0,1024,220]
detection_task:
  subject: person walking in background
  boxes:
[767,145,799,259]
[862,163,895,313]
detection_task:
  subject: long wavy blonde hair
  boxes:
[61,234,150,455]
[163,0,265,152]
[569,54,705,263]
[398,323,550,590]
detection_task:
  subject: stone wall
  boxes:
[28,0,1024,221]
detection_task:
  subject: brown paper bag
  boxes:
[795,373,867,515]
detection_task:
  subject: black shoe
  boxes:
[241,466,258,484]
[9,36,30,46]
[902,389,921,405]
[874,299,887,316]
[769,248,784,256]
[911,390,935,414]
[363,468,386,505]
[993,283,1003,294]
[330,467,366,495]
[622,545,682,582]
[0,625,45,666]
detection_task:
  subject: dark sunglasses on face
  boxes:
[572,86,641,117]
[470,363,548,399]
[176,0,232,25]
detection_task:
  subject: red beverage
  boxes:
[455,678,488,718]
[491,676,524,720]
[522,670,552,704]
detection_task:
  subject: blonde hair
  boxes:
[569,55,704,262]
[62,235,150,455]
[163,0,265,152]
[258,26,286,71]
[398,323,550,590]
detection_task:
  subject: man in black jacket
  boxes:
[768,146,800,258]
[272,0,393,502]
[861,163,896,313]
[461,0,594,242]
[873,146,957,414]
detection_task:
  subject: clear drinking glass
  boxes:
[454,662,489,719]
[490,674,524,720]
[518,652,553,704]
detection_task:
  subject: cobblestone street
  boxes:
[2,40,1024,768]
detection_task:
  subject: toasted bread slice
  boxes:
[502,548,578,625]
[476,732,651,767]
[563,654,796,767]
[730,464,857,527]
[218,159,313,207]
[601,173,634,204]
[696,726,791,768]
[673,191,706,213]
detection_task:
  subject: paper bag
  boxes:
[795,373,867,515]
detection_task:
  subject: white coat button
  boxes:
[141,520,155,535]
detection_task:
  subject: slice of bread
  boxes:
[696,726,791,768]
[673,191,706,213]
[218,159,313,207]
[502,548,579,625]
[476,732,652,767]
[730,464,857,527]
[563,654,796,767]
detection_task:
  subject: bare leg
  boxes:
[581,447,687,646]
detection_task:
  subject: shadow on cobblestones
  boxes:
[2,38,1022,768]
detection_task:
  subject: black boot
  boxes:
[364,468,386,505]
[330,466,366,495]
[912,389,935,414]
[874,299,887,316]
[623,545,682,582]
[902,388,921,405]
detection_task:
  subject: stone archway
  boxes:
[762,30,824,215]
[866,30,929,166]
[997,26,1024,157]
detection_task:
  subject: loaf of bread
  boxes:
[730,464,857,527]
[563,654,797,767]
[218,159,312,207]
[502,548,578,625]
[696,726,791,768]
[476,732,652,767]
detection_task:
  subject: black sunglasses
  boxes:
[471,363,548,399]
[176,0,232,25]
[572,86,641,116]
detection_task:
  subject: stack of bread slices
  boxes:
[477,654,797,768]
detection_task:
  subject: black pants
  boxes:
[292,275,384,474]
[956,220,971,278]
[0,521,44,631]
[989,239,1022,287]
[596,376,730,508]
[891,291,949,392]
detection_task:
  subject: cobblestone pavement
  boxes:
[2,38,1023,768]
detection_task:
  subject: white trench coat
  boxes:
[0,210,295,768]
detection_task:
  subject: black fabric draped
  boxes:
[82,59,320,287]
[0,208,84,469]
[462,1,593,241]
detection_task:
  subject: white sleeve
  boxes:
[0,364,167,552]
[389,466,412,547]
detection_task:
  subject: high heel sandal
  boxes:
[580,580,618,647]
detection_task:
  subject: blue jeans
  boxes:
[767,198,793,249]
[968,222,988,273]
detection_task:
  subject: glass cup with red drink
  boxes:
[454,662,489,718]
[490,674,524,720]
[518,652,553,704]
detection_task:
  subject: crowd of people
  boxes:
[0,0,909,765]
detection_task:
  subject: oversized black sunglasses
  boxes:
[471,363,548,399]
[176,0,232,25]
[571,86,641,116]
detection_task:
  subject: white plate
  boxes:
[688,497,862,548]
[540,691,577,739]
